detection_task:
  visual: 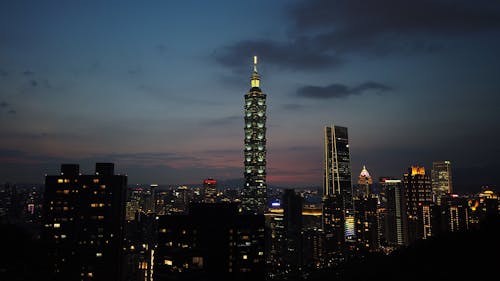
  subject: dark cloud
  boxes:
[22,70,35,76]
[0,149,25,158]
[215,0,500,71]
[30,80,38,87]
[294,0,500,55]
[291,0,500,34]
[297,81,392,99]
[0,149,61,164]
[214,39,342,72]
[0,101,16,114]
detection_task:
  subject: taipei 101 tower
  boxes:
[242,56,267,214]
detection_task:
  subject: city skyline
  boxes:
[1,1,500,192]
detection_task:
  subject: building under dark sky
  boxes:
[154,203,265,281]
[431,160,453,204]
[323,125,355,243]
[402,166,432,244]
[42,163,127,281]
[242,56,267,214]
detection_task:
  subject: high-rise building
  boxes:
[242,56,267,214]
[302,228,325,271]
[42,163,127,281]
[264,201,285,278]
[380,178,407,246]
[402,166,432,243]
[353,196,379,252]
[431,161,453,204]
[154,203,265,281]
[354,166,378,252]
[202,178,218,203]
[322,125,354,246]
[125,185,155,221]
[357,165,373,198]
[323,125,352,199]
[282,189,303,277]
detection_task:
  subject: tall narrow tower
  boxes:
[322,125,355,246]
[323,125,352,199]
[242,56,267,214]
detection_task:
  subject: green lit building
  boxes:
[242,56,267,214]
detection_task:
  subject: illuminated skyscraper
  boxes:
[323,125,351,199]
[358,165,373,198]
[380,178,407,246]
[322,125,354,249]
[431,161,453,204]
[354,166,378,252]
[242,56,267,214]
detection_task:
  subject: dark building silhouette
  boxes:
[242,56,268,215]
[308,215,500,281]
[380,178,407,246]
[42,163,127,281]
[123,211,156,281]
[302,228,325,272]
[322,194,345,255]
[402,167,432,243]
[439,194,469,233]
[264,201,285,278]
[282,189,303,277]
[154,203,265,281]
[353,196,379,252]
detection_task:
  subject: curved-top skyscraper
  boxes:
[242,56,267,214]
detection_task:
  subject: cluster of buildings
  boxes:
[2,57,498,281]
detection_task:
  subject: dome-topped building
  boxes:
[358,165,373,197]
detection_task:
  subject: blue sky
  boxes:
[1,0,499,192]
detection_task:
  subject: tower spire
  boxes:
[251,55,260,88]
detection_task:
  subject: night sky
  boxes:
[1,0,499,192]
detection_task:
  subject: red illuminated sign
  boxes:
[203,179,217,185]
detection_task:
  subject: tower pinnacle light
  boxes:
[251,55,260,88]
